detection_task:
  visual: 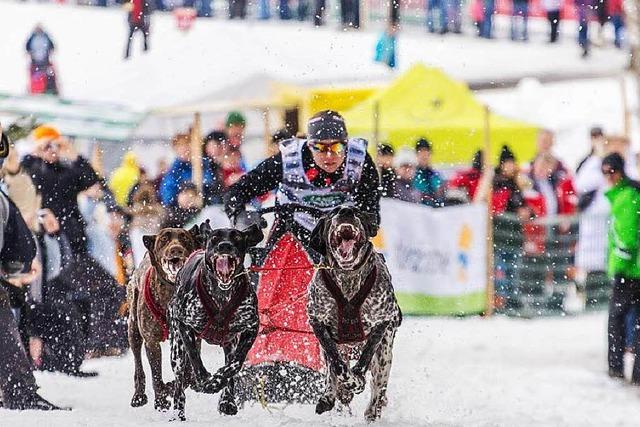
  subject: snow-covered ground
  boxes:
[2,313,640,426]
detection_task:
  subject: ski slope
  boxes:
[2,313,640,426]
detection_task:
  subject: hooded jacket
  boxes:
[605,178,640,279]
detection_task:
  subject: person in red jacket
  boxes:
[447,150,483,204]
[607,0,624,48]
[124,0,151,59]
[528,153,577,217]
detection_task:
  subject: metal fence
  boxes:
[493,212,610,317]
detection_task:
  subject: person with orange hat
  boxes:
[21,125,99,255]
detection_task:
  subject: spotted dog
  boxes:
[168,224,263,421]
[127,226,202,411]
[307,206,402,422]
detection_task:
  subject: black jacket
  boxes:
[21,155,99,255]
[224,144,381,226]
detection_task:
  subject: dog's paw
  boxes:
[315,395,335,414]
[195,374,225,394]
[130,392,148,407]
[364,402,383,423]
[168,410,186,422]
[218,398,238,416]
[164,380,176,395]
[338,371,365,394]
[154,395,171,412]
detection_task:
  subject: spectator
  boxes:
[576,0,592,57]
[124,0,151,59]
[258,0,271,19]
[108,151,140,208]
[390,0,401,25]
[427,0,446,34]
[268,128,292,157]
[577,126,605,173]
[479,0,495,38]
[228,0,247,19]
[374,23,398,69]
[25,24,57,95]
[447,150,483,204]
[393,148,421,203]
[341,0,360,28]
[377,143,396,198]
[413,138,444,207]
[528,153,577,216]
[602,153,640,383]
[221,147,246,189]
[162,182,202,228]
[543,0,561,43]
[195,0,213,17]
[279,0,293,19]
[0,129,63,410]
[202,130,225,204]
[608,0,624,48]
[314,0,326,25]
[159,132,215,207]
[226,111,246,151]
[21,125,100,255]
[447,0,463,33]
[511,0,529,41]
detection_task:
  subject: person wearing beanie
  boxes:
[226,111,246,150]
[602,152,640,384]
[392,148,420,203]
[21,125,99,255]
[202,130,225,204]
[377,143,396,198]
[413,137,444,207]
[490,144,528,216]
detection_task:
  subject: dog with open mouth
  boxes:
[307,206,402,422]
[126,225,202,411]
[168,223,263,421]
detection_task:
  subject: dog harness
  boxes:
[142,267,169,341]
[195,266,249,345]
[319,265,377,344]
[275,137,367,231]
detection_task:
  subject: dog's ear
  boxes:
[187,223,202,250]
[357,210,379,238]
[143,234,160,268]
[243,223,264,248]
[143,235,157,252]
[309,217,327,257]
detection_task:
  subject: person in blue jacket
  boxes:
[160,132,216,207]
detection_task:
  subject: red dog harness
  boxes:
[319,266,377,344]
[195,267,249,345]
[142,267,169,341]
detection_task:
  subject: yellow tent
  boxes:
[342,64,539,166]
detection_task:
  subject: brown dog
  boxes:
[127,226,201,411]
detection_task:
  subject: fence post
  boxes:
[483,105,495,316]
[190,112,203,205]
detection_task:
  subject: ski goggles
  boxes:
[308,141,346,154]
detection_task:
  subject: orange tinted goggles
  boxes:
[308,141,345,154]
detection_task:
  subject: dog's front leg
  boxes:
[145,341,171,411]
[352,321,391,380]
[211,326,258,397]
[174,321,213,394]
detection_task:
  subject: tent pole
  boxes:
[190,112,203,205]
[620,74,631,137]
[373,101,380,150]
[263,107,271,156]
[483,105,495,317]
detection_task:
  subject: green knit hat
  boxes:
[226,111,246,128]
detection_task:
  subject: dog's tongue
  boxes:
[216,256,232,279]
[338,239,356,257]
